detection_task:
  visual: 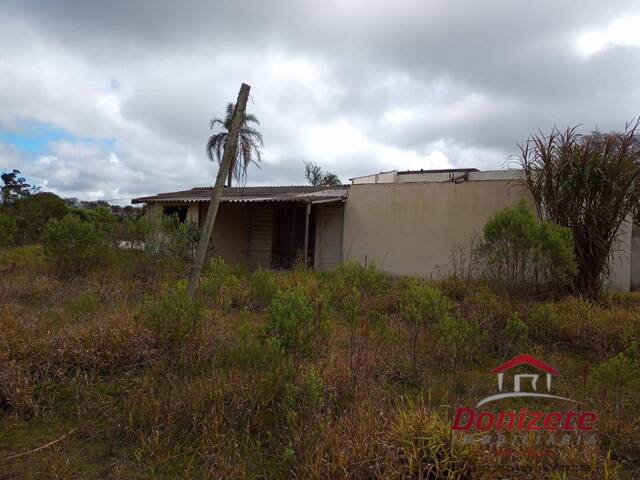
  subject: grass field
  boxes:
[1,246,639,479]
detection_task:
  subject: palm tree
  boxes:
[206,102,263,187]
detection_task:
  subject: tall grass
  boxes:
[0,246,638,478]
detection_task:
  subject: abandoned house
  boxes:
[132,168,638,292]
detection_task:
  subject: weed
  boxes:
[399,279,449,372]
[436,314,487,361]
[42,214,109,276]
[502,313,530,357]
[264,286,329,362]
[139,280,204,343]
[301,367,324,409]
[201,256,231,302]
[249,268,278,308]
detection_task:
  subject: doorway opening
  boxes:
[271,205,315,269]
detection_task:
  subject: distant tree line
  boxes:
[0,169,143,246]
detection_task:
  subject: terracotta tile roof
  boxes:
[132,185,348,204]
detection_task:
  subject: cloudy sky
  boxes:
[1,1,640,203]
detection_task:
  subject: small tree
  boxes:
[139,281,204,344]
[9,192,69,244]
[478,199,577,291]
[517,122,640,296]
[0,169,37,205]
[304,161,341,186]
[265,286,330,364]
[42,214,108,275]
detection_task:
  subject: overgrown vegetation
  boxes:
[478,199,577,291]
[42,214,109,275]
[517,122,640,296]
[1,162,639,477]
[1,245,639,479]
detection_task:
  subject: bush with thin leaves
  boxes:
[332,261,390,296]
[139,281,204,343]
[437,314,487,360]
[264,286,330,362]
[0,212,16,246]
[145,214,200,260]
[201,257,231,303]
[478,199,576,291]
[501,313,529,356]
[42,214,108,276]
[399,279,449,371]
[590,342,640,399]
[249,268,278,308]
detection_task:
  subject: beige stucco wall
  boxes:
[342,180,533,279]
[314,204,344,271]
[198,202,250,265]
[632,228,640,290]
[342,180,633,291]
[605,217,633,292]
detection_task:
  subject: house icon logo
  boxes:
[453,353,598,434]
[476,354,579,407]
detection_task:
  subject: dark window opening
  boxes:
[271,205,314,269]
[163,205,188,223]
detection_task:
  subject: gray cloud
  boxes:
[1,0,640,202]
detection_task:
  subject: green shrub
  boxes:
[437,314,486,359]
[170,220,200,260]
[590,343,639,390]
[0,212,16,246]
[145,214,200,260]
[301,368,324,408]
[526,303,559,344]
[201,258,249,310]
[219,273,249,311]
[590,343,640,415]
[249,268,278,308]
[502,313,529,356]
[231,320,283,370]
[42,214,108,275]
[71,206,118,243]
[6,192,68,244]
[0,244,46,271]
[478,199,576,291]
[265,286,330,361]
[399,280,449,370]
[332,261,390,296]
[201,257,231,302]
[115,216,152,246]
[139,281,204,342]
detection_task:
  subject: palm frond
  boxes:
[206,102,263,185]
[240,127,264,146]
[206,132,227,162]
[244,113,260,125]
[225,102,234,119]
[209,117,224,129]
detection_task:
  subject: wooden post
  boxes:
[187,83,251,297]
[303,202,311,268]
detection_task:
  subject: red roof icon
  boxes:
[490,354,559,376]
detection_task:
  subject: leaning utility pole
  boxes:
[187,83,250,297]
